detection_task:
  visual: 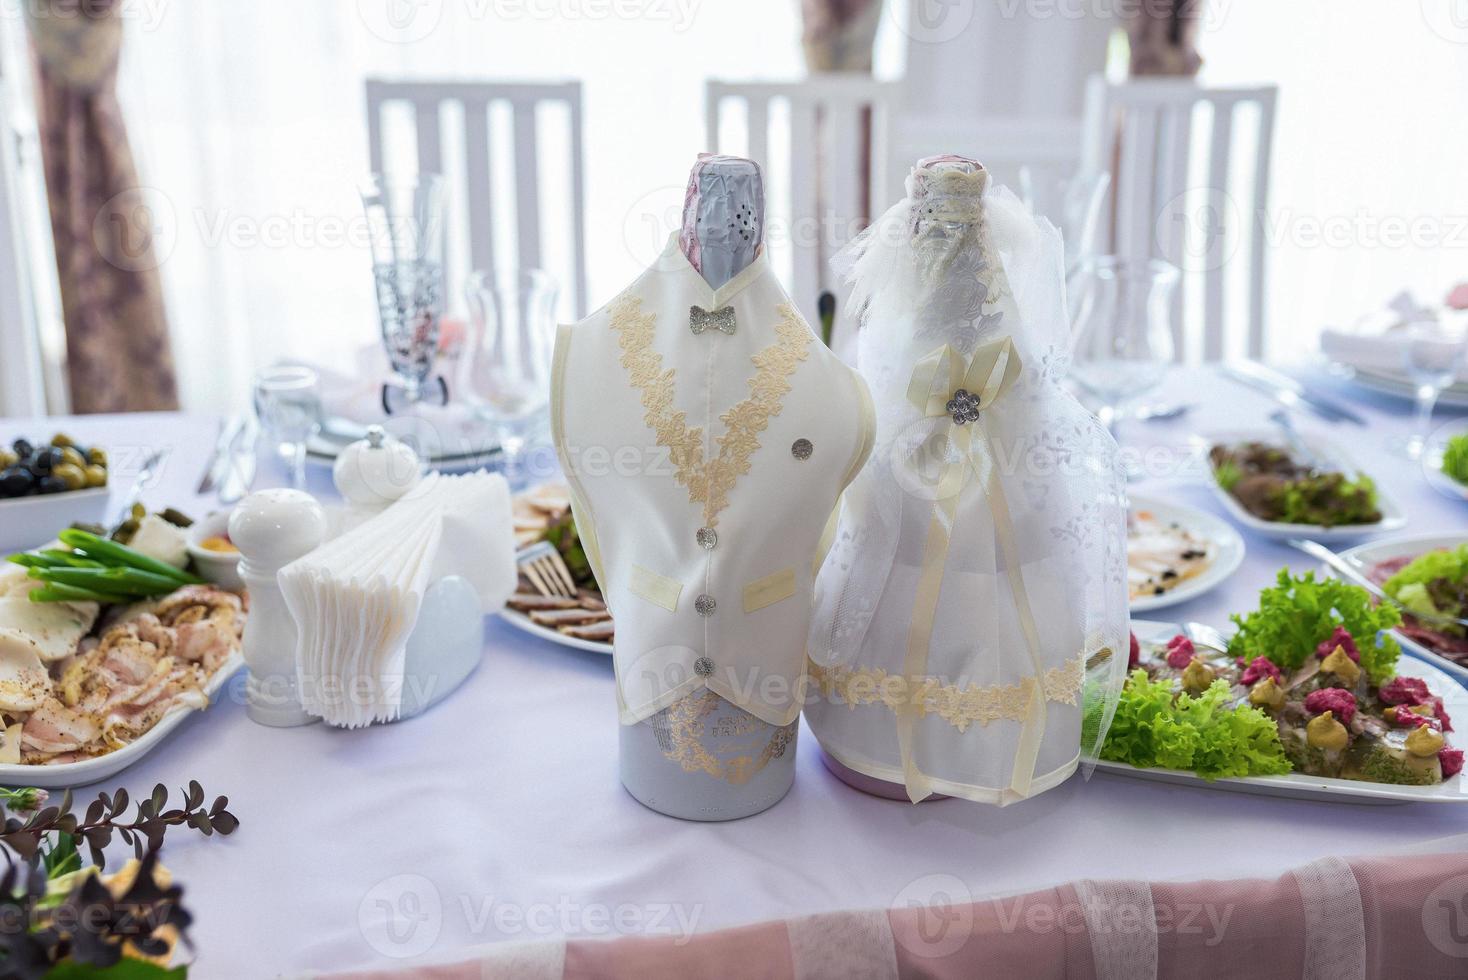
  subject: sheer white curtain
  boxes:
[118,1,805,412]
[1200,4,1468,361]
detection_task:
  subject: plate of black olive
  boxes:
[0,434,111,553]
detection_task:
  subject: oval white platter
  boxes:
[1344,366,1468,409]
[1324,534,1468,688]
[1128,496,1246,614]
[498,608,612,656]
[1197,430,1406,542]
[0,654,244,790]
[1092,619,1468,805]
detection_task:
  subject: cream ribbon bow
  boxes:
[894,336,1050,804]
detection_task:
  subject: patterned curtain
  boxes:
[1123,0,1204,76]
[799,0,882,72]
[27,1,177,413]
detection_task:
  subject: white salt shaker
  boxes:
[230,489,327,727]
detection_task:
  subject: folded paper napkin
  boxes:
[305,342,490,450]
[1320,290,1468,382]
[277,471,516,727]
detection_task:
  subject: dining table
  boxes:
[10,364,1468,977]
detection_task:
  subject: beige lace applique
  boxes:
[651,690,796,785]
[610,295,811,526]
[807,653,1085,733]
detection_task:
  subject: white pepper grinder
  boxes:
[229,489,327,727]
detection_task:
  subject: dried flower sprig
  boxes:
[1,782,238,871]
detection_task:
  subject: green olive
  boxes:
[59,446,85,470]
[83,464,108,488]
[0,450,15,470]
[112,518,139,543]
[86,447,106,466]
[50,433,73,448]
[130,502,146,520]
[52,462,85,491]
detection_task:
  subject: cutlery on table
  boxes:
[1219,360,1367,426]
[196,414,244,495]
[1267,409,1328,471]
[1288,537,1468,632]
[1131,402,1194,423]
[110,448,168,525]
[1181,621,1232,656]
[216,418,259,506]
[517,541,578,598]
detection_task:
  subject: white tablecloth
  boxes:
[8,366,1468,977]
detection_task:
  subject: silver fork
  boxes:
[517,541,578,598]
[1182,621,1232,656]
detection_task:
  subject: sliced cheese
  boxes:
[0,596,99,663]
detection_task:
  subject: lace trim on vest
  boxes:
[610,295,812,526]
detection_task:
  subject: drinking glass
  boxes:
[1019,166,1111,284]
[359,173,447,411]
[253,365,322,490]
[461,268,560,470]
[1069,257,1179,476]
[1394,318,1468,460]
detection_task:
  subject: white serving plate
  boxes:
[0,654,244,789]
[1198,430,1406,542]
[1421,423,1468,504]
[0,486,111,554]
[499,608,612,656]
[1128,496,1246,614]
[1344,366,1468,409]
[1093,619,1468,805]
[1326,534,1468,687]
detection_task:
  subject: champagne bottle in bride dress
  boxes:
[805,155,1130,806]
[551,154,874,820]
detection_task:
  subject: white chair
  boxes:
[365,79,588,319]
[705,77,896,332]
[1081,76,1279,362]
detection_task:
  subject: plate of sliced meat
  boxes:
[501,483,613,655]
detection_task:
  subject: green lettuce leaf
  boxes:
[1443,434,1468,486]
[1229,569,1402,684]
[1099,670,1291,780]
[1383,544,1468,598]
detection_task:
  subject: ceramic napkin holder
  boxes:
[234,429,515,728]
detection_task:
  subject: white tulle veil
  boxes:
[807,158,1130,786]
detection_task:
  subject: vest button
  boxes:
[695,594,717,616]
[791,438,814,460]
[694,656,715,677]
[696,527,718,550]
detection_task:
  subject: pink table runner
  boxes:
[330,845,1468,980]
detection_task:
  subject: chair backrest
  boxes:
[888,114,1083,200]
[0,78,47,416]
[706,76,896,332]
[365,79,588,319]
[1081,76,1278,362]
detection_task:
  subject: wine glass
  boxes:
[253,366,322,490]
[1019,166,1111,284]
[1069,256,1179,477]
[461,268,560,474]
[1394,318,1468,460]
[359,173,447,412]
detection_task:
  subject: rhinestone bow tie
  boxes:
[689,305,736,336]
